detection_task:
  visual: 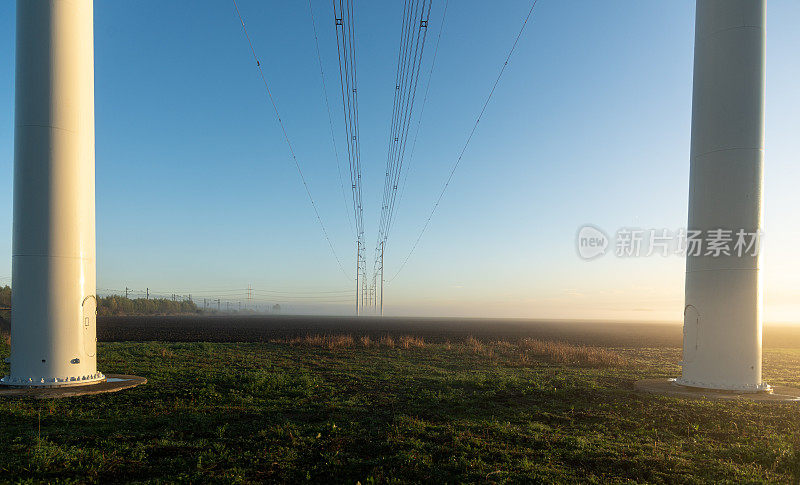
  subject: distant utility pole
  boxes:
[146,288,149,300]
[380,241,384,317]
[356,242,360,316]
[125,287,129,299]
[203,298,207,310]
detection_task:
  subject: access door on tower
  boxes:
[82,295,97,357]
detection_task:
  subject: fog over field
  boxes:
[98,315,800,349]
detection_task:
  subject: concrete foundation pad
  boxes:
[0,374,146,399]
[635,378,800,403]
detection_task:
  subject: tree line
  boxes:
[0,286,201,317]
[97,295,199,316]
[0,286,11,333]
[0,285,10,309]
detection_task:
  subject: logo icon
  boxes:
[577,225,608,260]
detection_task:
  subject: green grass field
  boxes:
[2,335,800,483]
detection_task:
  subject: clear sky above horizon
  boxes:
[0,1,798,321]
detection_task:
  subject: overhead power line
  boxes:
[388,0,449,244]
[374,0,433,259]
[231,0,350,281]
[308,0,354,237]
[332,0,366,314]
[389,0,541,283]
[98,286,356,304]
[368,0,435,305]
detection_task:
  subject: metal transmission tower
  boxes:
[333,0,366,315]
[368,242,383,315]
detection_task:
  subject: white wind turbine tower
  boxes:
[678,0,768,391]
[2,0,103,387]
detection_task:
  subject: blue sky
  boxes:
[0,1,798,320]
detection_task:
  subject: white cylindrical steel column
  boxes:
[1,0,104,387]
[678,0,767,391]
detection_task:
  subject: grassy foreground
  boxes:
[2,336,800,483]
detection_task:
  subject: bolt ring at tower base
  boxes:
[1,372,107,388]
[0,374,146,399]
[675,377,772,393]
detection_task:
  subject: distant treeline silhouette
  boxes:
[0,286,200,318]
[0,286,11,335]
[0,285,10,309]
[97,295,199,316]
